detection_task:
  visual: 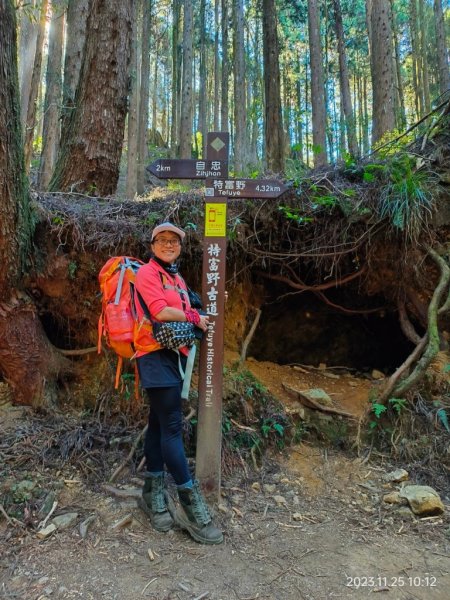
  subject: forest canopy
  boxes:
[12,0,450,192]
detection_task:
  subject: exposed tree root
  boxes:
[56,346,97,356]
[256,263,366,292]
[379,246,449,403]
[0,291,73,407]
[240,308,262,364]
[377,335,428,404]
[397,298,422,344]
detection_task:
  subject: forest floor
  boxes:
[1,356,449,600]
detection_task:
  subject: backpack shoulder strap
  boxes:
[157,271,188,308]
[135,289,152,321]
[114,262,128,305]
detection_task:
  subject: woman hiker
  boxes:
[134,222,223,545]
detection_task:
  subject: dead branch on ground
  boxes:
[109,424,148,483]
[282,383,356,418]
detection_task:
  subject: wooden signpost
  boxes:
[147,159,228,179]
[205,178,287,198]
[195,133,229,496]
[147,132,287,498]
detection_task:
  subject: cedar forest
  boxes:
[0,1,449,457]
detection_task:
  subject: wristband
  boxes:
[184,309,201,325]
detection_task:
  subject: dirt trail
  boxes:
[1,361,449,600]
[242,354,372,417]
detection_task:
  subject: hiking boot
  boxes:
[138,473,174,532]
[175,480,223,544]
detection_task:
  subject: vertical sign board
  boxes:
[195,132,230,496]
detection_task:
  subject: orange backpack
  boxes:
[97,256,145,393]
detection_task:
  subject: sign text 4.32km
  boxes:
[205,178,287,198]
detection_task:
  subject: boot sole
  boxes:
[137,497,174,533]
[174,511,224,545]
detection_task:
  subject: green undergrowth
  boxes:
[368,358,450,442]
[278,150,437,243]
[363,362,450,494]
[220,364,295,470]
[183,364,299,472]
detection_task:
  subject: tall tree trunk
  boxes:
[356,69,362,148]
[371,0,395,144]
[126,0,139,199]
[198,0,207,157]
[323,0,334,161]
[213,0,220,130]
[253,16,263,164]
[162,56,169,143]
[307,0,327,166]
[152,46,158,133]
[262,0,285,173]
[247,14,261,165]
[434,0,450,96]
[304,54,310,167]
[362,73,369,154]
[418,0,430,113]
[193,55,199,158]
[23,0,49,172]
[330,76,338,158]
[180,0,194,158]
[332,0,358,157]
[247,28,256,165]
[61,0,89,138]
[296,53,304,163]
[138,0,152,194]
[0,2,30,291]
[19,1,38,133]
[221,0,229,131]
[339,98,345,158]
[161,56,170,145]
[390,0,406,130]
[245,24,253,159]
[233,0,246,172]
[206,63,213,135]
[170,0,181,155]
[0,0,68,408]
[38,2,65,190]
[50,0,135,196]
[283,67,290,153]
[410,0,423,118]
[365,0,372,59]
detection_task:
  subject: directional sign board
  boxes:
[147,159,228,179]
[205,178,287,198]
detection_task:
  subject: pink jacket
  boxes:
[134,259,190,357]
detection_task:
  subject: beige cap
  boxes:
[151,222,186,242]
